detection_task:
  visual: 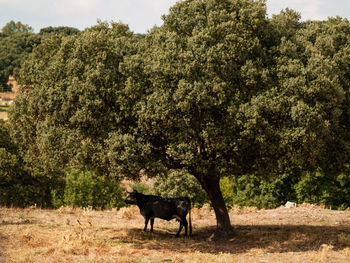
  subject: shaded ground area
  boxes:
[1,205,350,262]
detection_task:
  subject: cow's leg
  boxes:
[144,217,149,232]
[182,218,188,236]
[176,222,183,237]
[150,218,154,232]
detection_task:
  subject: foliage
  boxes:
[220,177,237,208]
[11,22,135,181]
[153,170,208,207]
[109,0,272,178]
[39,26,80,35]
[1,20,33,35]
[220,169,350,210]
[130,182,152,195]
[220,174,296,209]
[0,120,51,207]
[295,169,350,209]
[61,169,123,209]
[0,27,41,88]
[239,17,348,175]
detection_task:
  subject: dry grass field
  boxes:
[0,111,8,120]
[0,105,9,120]
[1,205,350,263]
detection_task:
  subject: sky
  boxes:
[1,0,350,33]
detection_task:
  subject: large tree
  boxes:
[107,0,349,238]
[107,0,272,238]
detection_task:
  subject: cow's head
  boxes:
[124,190,139,204]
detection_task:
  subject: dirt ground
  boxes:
[1,205,350,263]
[0,76,18,101]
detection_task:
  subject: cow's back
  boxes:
[143,196,189,221]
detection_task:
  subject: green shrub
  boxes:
[221,174,297,209]
[336,172,350,209]
[295,169,350,209]
[0,148,52,208]
[62,169,123,209]
[50,183,65,208]
[233,175,280,209]
[222,169,350,210]
[153,170,208,207]
[0,149,51,207]
[220,177,235,207]
[131,182,152,195]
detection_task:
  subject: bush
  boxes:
[220,177,235,208]
[153,170,208,207]
[229,175,280,209]
[221,174,297,209]
[131,182,152,195]
[0,148,51,207]
[336,172,350,209]
[295,169,350,209]
[222,169,350,210]
[61,169,124,209]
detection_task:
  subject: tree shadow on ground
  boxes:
[117,224,350,255]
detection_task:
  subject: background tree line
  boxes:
[0,20,80,91]
[1,0,350,237]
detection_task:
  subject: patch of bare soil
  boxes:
[1,205,350,262]
[0,76,19,100]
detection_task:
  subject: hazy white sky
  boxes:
[1,0,349,33]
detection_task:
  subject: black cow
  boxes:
[125,190,192,237]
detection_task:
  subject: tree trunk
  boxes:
[197,175,234,240]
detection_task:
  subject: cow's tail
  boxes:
[188,197,192,236]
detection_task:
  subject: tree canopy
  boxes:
[11,22,135,180]
[0,120,50,207]
[0,22,79,90]
[1,20,33,35]
[39,26,80,35]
